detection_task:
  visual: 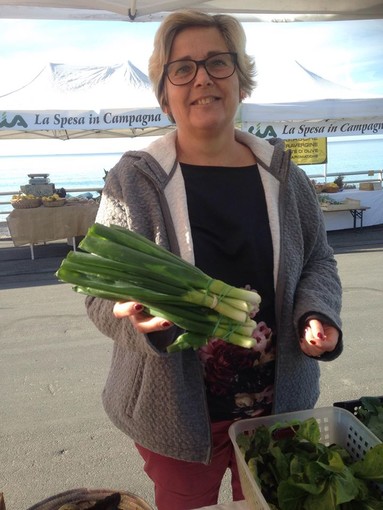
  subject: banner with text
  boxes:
[0,107,171,132]
[243,117,383,139]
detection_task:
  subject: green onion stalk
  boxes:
[56,223,262,352]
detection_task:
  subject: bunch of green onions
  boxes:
[56,223,261,352]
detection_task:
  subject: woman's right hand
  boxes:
[113,301,173,334]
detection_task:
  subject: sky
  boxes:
[0,16,382,155]
[1,17,383,98]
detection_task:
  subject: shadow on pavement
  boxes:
[327,224,383,254]
[0,240,73,288]
[0,224,382,289]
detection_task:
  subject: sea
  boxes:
[1,135,382,216]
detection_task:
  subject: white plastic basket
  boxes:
[228,406,382,510]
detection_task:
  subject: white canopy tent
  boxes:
[1,58,382,140]
[241,60,383,139]
[0,2,382,141]
[0,61,174,139]
[0,0,383,22]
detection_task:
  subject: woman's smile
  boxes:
[191,95,220,106]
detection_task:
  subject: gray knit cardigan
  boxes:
[85,130,343,464]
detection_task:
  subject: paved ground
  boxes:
[0,224,382,509]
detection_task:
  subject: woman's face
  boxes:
[163,26,242,136]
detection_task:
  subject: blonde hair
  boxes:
[148,10,256,112]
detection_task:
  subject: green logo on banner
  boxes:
[0,112,28,129]
[248,124,277,139]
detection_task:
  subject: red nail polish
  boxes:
[162,321,171,328]
[310,340,317,345]
[317,332,324,339]
[134,304,144,312]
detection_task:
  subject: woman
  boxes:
[86,10,343,509]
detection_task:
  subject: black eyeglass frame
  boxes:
[163,52,238,86]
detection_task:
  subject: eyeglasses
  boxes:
[164,52,237,86]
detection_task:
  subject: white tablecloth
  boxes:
[321,189,383,230]
[7,202,98,246]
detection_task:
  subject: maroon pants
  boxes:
[136,420,244,510]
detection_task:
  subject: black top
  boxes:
[181,163,275,326]
[181,163,277,421]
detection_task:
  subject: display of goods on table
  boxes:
[317,193,344,207]
[311,175,360,195]
[334,396,383,441]
[42,194,67,207]
[319,197,362,211]
[26,488,153,510]
[229,407,383,510]
[316,191,362,211]
[11,193,42,209]
[321,182,341,193]
[312,181,341,194]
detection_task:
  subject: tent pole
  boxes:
[129,0,137,19]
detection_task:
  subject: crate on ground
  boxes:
[228,406,382,510]
[334,395,383,417]
[343,197,361,207]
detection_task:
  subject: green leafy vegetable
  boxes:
[238,418,383,510]
[356,397,383,442]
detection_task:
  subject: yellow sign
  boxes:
[285,138,327,165]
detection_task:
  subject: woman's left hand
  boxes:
[299,319,339,357]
